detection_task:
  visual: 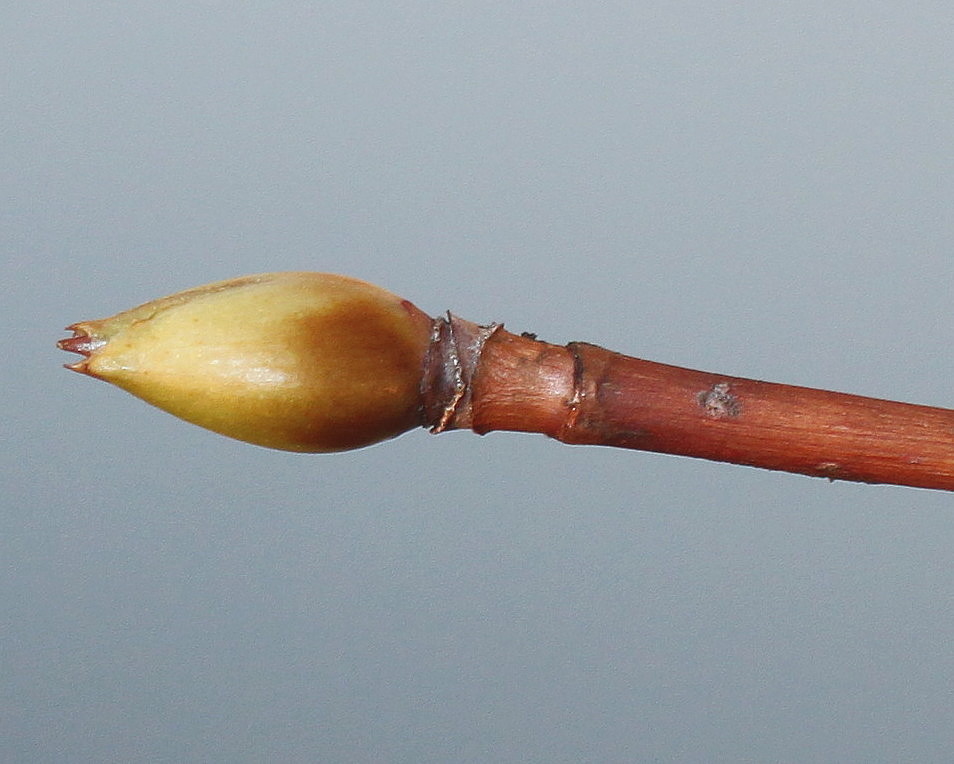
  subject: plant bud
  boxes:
[58,272,434,452]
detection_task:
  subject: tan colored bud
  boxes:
[59,272,434,451]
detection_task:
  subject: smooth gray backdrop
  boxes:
[5,3,954,761]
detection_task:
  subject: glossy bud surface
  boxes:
[59,272,434,451]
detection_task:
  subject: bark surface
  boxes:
[422,315,954,491]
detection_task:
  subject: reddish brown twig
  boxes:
[422,314,954,491]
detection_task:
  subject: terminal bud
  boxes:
[58,272,434,451]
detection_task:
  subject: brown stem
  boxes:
[422,315,954,491]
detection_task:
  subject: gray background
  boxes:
[5,2,954,761]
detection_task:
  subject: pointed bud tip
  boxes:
[57,325,105,374]
[58,326,92,354]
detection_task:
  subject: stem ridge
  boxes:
[423,314,501,433]
[561,342,587,441]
